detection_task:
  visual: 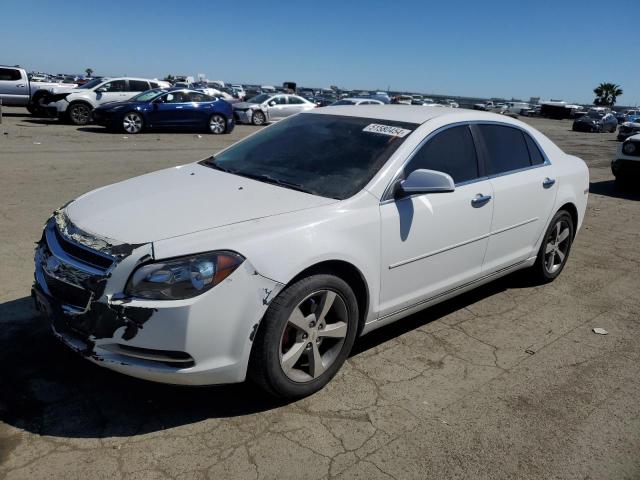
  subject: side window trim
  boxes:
[380,120,552,203]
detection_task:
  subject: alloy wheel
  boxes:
[209,114,225,134]
[544,219,571,274]
[123,113,142,134]
[253,111,265,125]
[279,290,348,382]
[70,105,90,125]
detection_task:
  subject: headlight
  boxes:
[623,142,637,155]
[125,251,244,300]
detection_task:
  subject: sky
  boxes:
[2,0,638,105]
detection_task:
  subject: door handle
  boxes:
[17,84,25,87]
[471,194,492,207]
[543,177,556,188]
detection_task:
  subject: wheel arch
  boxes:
[281,260,370,336]
[557,202,579,237]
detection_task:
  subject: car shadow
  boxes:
[589,180,640,200]
[0,271,532,440]
[76,127,213,135]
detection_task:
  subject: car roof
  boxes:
[309,104,521,125]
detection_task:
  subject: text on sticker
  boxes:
[363,124,412,138]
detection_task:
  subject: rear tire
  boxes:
[249,274,359,399]
[528,210,574,283]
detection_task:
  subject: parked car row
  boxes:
[612,134,640,183]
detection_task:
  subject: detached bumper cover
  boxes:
[33,212,284,385]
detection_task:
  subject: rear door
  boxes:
[478,124,558,273]
[0,67,29,106]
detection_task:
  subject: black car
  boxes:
[617,120,640,141]
[572,110,617,133]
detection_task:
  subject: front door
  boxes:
[0,67,29,106]
[379,124,493,316]
[266,95,288,120]
[95,79,130,106]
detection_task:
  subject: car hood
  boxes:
[65,163,336,244]
[232,101,261,109]
[95,101,144,110]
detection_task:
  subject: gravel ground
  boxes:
[0,108,638,480]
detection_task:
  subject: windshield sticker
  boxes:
[363,124,412,138]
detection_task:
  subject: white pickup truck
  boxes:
[0,65,77,114]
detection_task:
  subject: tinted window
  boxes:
[128,80,149,92]
[102,80,126,92]
[203,114,417,199]
[0,68,22,81]
[271,96,287,105]
[479,125,530,175]
[524,133,545,165]
[288,96,305,104]
[149,82,159,89]
[186,91,210,102]
[405,125,478,184]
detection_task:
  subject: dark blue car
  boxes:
[92,88,234,134]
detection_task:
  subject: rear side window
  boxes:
[288,96,305,104]
[0,68,22,81]
[128,80,150,92]
[479,125,531,175]
[405,125,479,184]
[524,133,545,165]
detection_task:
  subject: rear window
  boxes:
[524,133,545,165]
[203,114,417,199]
[128,80,150,92]
[478,125,531,175]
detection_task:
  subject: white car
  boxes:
[50,77,171,125]
[232,93,316,125]
[33,106,588,398]
[331,98,384,106]
[611,133,640,182]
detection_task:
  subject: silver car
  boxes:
[232,93,315,125]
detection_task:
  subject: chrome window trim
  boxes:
[380,120,552,203]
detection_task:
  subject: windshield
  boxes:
[201,113,417,199]
[247,93,271,104]
[79,78,104,89]
[130,89,165,102]
[332,99,356,105]
[587,111,604,119]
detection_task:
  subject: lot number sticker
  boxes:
[363,124,412,138]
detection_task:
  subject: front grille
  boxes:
[45,274,92,309]
[53,226,114,270]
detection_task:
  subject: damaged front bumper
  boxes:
[33,213,283,386]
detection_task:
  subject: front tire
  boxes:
[249,274,359,398]
[122,112,143,134]
[208,113,226,134]
[529,210,574,283]
[252,110,266,126]
[67,102,92,125]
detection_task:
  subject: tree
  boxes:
[85,68,93,78]
[593,83,623,106]
[163,74,175,83]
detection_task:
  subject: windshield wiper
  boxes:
[235,171,316,195]
[201,157,317,195]
[201,156,235,174]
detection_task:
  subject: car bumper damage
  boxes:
[33,210,284,385]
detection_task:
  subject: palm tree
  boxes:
[593,83,623,106]
[85,68,94,78]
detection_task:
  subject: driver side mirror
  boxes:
[96,87,107,93]
[268,100,276,107]
[395,169,455,198]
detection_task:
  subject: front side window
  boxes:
[101,80,126,92]
[405,125,479,184]
[202,114,417,199]
[128,80,150,92]
[0,68,22,81]
[270,96,287,105]
[478,125,531,175]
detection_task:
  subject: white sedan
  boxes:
[33,106,589,398]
